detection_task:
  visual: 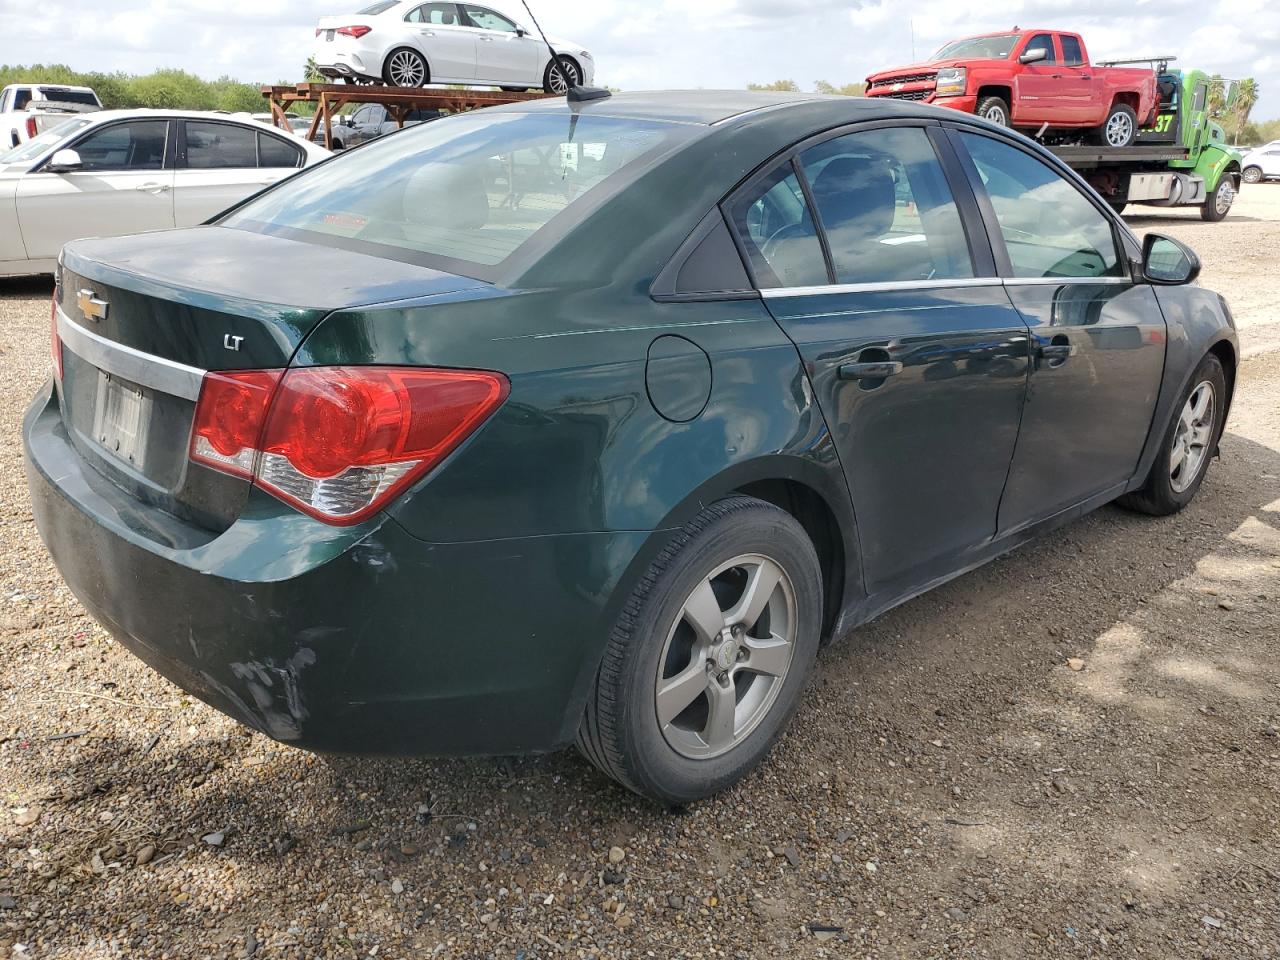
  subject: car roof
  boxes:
[486,89,943,126]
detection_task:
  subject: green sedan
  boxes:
[25,91,1237,803]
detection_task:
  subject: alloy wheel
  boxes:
[983,104,1007,124]
[1243,166,1262,184]
[1170,381,1215,493]
[548,59,580,94]
[1105,111,1134,147]
[655,554,797,760]
[388,50,426,87]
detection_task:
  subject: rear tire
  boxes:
[1242,165,1263,184]
[543,56,581,94]
[383,48,429,88]
[1117,353,1227,516]
[975,96,1010,127]
[1200,176,1235,222]
[577,496,822,804]
[1095,103,1138,148]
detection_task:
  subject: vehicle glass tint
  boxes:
[798,127,973,284]
[727,165,826,288]
[463,5,517,30]
[406,3,460,24]
[47,89,99,107]
[13,89,31,110]
[258,132,302,168]
[74,120,169,171]
[223,112,694,272]
[358,0,400,12]
[1059,35,1083,66]
[1024,34,1056,64]
[931,34,1019,60]
[960,133,1122,279]
[186,121,257,169]
[0,116,92,165]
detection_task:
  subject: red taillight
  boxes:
[315,27,322,35]
[26,116,37,139]
[190,370,284,478]
[50,296,62,380]
[336,25,372,38]
[189,366,508,525]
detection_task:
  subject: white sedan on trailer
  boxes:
[314,0,594,92]
[0,110,330,278]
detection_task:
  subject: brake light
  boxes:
[50,296,62,380]
[26,116,37,139]
[189,366,508,525]
[315,27,322,36]
[336,25,372,38]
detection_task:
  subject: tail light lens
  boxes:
[190,366,508,525]
[336,25,372,38]
[50,295,62,380]
[26,116,37,139]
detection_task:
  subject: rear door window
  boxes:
[258,132,303,168]
[406,3,462,24]
[958,132,1122,278]
[185,121,257,169]
[1059,35,1084,66]
[797,127,974,284]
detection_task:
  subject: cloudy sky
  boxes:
[2,0,1277,117]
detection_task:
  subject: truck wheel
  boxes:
[1200,176,1235,222]
[975,96,1010,127]
[1242,166,1263,184]
[1096,103,1138,148]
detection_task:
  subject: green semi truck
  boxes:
[1051,64,1242,221]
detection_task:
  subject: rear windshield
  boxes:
[223,111,694,276]
[932,34,1020,61]
[41,89,99,107]
[0,116,93,165]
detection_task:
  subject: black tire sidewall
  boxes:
[614,502,822,804]
[1202,178,1233,221]
[1146,355,1227,510]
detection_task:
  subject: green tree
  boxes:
[1234,78,1259,145]
[814,80,867,97]
[1206,74,1227,119]
[747,80,800,92]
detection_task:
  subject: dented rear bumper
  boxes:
[24,383,640,756]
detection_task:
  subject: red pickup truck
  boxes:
[865,30,1160,148]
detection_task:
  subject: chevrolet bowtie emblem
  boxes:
[77,288,108,322]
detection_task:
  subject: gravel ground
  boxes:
[0,186,1277,959]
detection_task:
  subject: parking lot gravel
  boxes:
[0,185,1277,959]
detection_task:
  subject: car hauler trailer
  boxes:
[1049,65,1242,221]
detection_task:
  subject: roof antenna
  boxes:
[518,0,611,103]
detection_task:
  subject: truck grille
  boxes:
[869,72,937,89]
[877,90,932,101]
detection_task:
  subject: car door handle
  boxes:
[838,361,903,380]
[479,35,493,41]
[419,29,435,36]
[1039,341,1075,364]
[135,182,169,194]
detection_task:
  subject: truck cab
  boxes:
[1,84,102,148]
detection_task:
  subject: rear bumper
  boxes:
[25,384,645,756]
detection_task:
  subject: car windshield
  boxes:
[223,111,696,275]
[0,116,94,165]
[931,34,1020,61]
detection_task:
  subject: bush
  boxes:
[0,63,271,112]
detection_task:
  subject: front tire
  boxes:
[975,96,1010,127]
[543,56,581,94]
[1242,165,1263,184]
[1200,176,1235,222]
[1117,353,1227,516]
[383,48,429,88]
[577,496,822,804]
[1095,103,1138,148]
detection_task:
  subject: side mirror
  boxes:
[1143,233,1201,285]
[515,25,527,36]
[45,148,82,173]
[1019,48,1048,65]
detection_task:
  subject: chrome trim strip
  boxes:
[56,307,206,401]
[1002,276,1131,286]
[760,277,1004,298]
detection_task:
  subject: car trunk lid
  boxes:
[56,226,487,534]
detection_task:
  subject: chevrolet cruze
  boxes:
[25,91,1237,803]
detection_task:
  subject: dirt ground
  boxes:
[0,185,1277,959]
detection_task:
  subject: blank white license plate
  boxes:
[92,372,151,467]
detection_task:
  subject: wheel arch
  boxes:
[1208,337,1237,422]
[975,85,1012,106]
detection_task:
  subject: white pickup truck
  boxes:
[1,84,102,147]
